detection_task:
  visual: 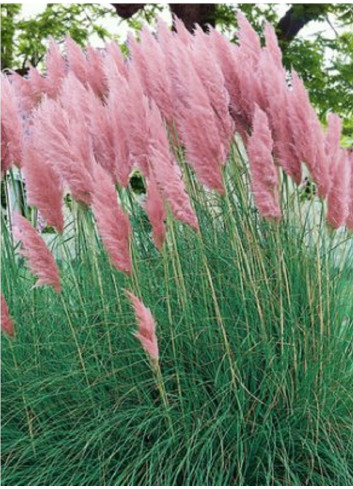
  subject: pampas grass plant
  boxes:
[1,14,353,486]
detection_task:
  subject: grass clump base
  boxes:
[2,153,353,486]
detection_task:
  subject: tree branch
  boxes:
[111,4,145,19]
[276,5,328,45]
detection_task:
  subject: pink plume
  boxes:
[145,174,167,249]
[27,66,47,101]
[1,294,15,337]
[30,96,94,205]
[209,28,249,139]
[66,36,88,85]
[325,113,342,178]
[85,88,116,180]
[122,65,151,175]
[91,164,132,274]
[346,151,353,230]
[247,105,281,220]
[190,27,234,160]
[1,75,23,171]
[13,213,61,292]
[86,45,107,98]
[165,34,225,192]
[106,83,132,186]
[259,50,302,183]
[236,12,262,63]
[11,72,38,113]
[327,149,351,229]
[22,141,64,234]
[126,290,159,362]
[289,71,330,197]
[105,42,128,79]
[138,26,175,124]
[173,15,193,45]
[148,102,199,231]
[264,21,283,69]
[45,40,67,98]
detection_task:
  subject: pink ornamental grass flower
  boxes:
[105,42,128,79]
[327,149,351,229]
[86,45,107,98]
[346,151,353,230]
[22,141,65,234]
[145,174,167,250]
[91,164,132,274]
[108,64,150,176]
[31,93,94,205]
[247,105,281,221]
[1,76,23,172]
[148,102,199,231]
[165,35,225,192]
[236,12,262,63]
[13,213,61,292]
[66,36,88,86]
[190,27,234,159]
[208,28,249,141]
[126,291,159,363]
[259,50,302,183]
[289,71,330,197]
[1,294,15,337]
[137,26,175,124]
[325,113,342,178]
[45,40,67,99]
[105,84,132,186]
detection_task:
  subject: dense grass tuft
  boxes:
[2,145,353,485]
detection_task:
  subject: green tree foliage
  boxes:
[1,3,114,72]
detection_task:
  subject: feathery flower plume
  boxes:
[1,76,23,172]
[105,82,132,186]
[247,105,281,220]
[22,141,64,234]
[325,113,342,178]
[209,28,249,139]
[85,88,116,179]
[121,65,151,176]
[91,164,132,274]
[259,50,302,183]
[30,96,94,205]
[137,26,175,124]
[164,31,225,192]
[11,66,46,113]
[1,294,15,337]
[13,213,61,292]
[45,40,67,98]
[103,60,149,175]
[173,15,193,46]
[27,66,47,102]
[190,27,234,160]
[264,21,283,70]
[148,102,199,230]
[66,36,88,85]
[11,72,39,113]
[289,71,330,197]
[126,290,159,362]
[346,151,353,230]
[105,41,128,79]
[86,45,107,98]
[327,149,351,229]
[145,174,167,249]
[236,12,262,62]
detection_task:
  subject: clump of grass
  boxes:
[2,144,352,486]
